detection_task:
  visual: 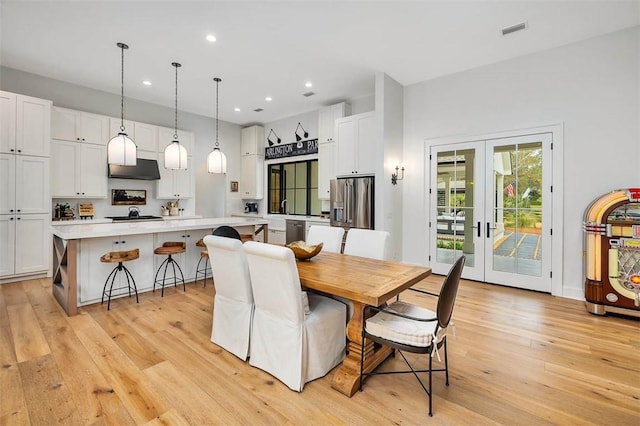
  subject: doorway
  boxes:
[429,133,553,293]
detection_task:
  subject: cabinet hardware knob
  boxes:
[115,241,119,244]
[121,241,125,244]
[17,150,21,153]
[16,217,21,220]
[17,209,21,212]
[10,209,14,212]
[77,138,80,141]
[10,217,14,221]
[10,149,14,152]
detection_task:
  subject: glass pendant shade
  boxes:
[107,132,137,166]
[164,140,188,170]
[207,147,227,174]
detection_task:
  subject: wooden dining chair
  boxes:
[359,255,465,417]
[244,241,346,391]
[204,235,254,361]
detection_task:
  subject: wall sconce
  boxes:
[295,122,308,141]
[391,165,405,185]
[267,129,281,146]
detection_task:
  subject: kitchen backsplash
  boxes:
[52,178,194,219]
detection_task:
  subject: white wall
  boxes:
[402,27,640,298]
[375,72,404,260]
[0,66,240,218]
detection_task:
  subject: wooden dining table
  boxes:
[296,251,432,397]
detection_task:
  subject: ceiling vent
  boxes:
[253,108,264,112]
[501,21,527,36]
[303,91,315,97]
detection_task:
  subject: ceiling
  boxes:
[1,1,638,126]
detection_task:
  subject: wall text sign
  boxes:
[264,138,318,160]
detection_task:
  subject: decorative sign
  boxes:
[264,138,318,160]
[112,189,146,205]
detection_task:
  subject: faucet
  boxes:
[280,199,288,214]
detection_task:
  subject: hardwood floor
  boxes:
[1,275,639,425]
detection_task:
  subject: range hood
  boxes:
[108,158,161,180]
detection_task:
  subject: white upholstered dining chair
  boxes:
[244,241,346,391]
[343,228,391,260]
[306,225,345,253]
[204,235,254,361]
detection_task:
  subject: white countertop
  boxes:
[50,217,269,240]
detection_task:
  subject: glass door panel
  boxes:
[485,134,551,292]
[430,143,485,280]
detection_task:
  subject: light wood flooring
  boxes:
[1,275,639,425]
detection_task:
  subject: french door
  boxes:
[429,133,552,292]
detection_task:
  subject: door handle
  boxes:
[486,222,496,238]
[472,221,481,238]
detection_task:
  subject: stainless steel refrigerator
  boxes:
[330,177,374,229]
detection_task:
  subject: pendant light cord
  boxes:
[173,63,179,140]
[215,78,220,148]
[120,44,125,132]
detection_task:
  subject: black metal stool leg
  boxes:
[102,265,119,305]
[122,264,139,303]
[172,258,186,292]
[154,256,170,293]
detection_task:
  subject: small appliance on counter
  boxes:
[245,202,258,214]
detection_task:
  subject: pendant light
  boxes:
[207,77,227,174]
[164,62,188,170]
[107,42,137,166]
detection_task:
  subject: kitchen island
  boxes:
[50,217,269,316]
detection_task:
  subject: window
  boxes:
[268,159,320,215]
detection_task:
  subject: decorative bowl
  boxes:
[287,241,323,260]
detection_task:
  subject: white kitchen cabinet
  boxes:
[109,118,158,152]
[157,154,193,199]
[51,140,107,198]
[0,213,50,278]
[1,92,51,156]
[304,219,330,237]
[335,111,376,176]
[240,155,263,199]
[241,125,265,156]
[267,228,286,245]
[78,234,155,303]
[318,102,350,144]
[317,142,335,200]
[158,127,193,155]
[52,107,108,145]
[0,153,50,215]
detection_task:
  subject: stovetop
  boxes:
[105,215,164,222]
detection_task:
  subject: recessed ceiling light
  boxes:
[142,80,152,86]
[234,107,240,112]
[265,96,272,102]
[305,81,313,88]
[206,34,217,42]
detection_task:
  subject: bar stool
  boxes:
[153,241,186,296]
[100,248,139,310]
[194,238,211,287]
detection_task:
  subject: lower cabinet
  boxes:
[78,234,155,304]
[0,213,50,278]
[267,228,286,245]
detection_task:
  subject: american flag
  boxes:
[505,182,515,197]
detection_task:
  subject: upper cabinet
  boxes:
[241,125,265,156]
[1,92,51,156]
[109,118,158,152]
[157,128,195,199]
[318,102,351,144]
[52,107,108,145]
[335,111,376,176]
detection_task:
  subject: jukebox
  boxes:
[583,188,640,317]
